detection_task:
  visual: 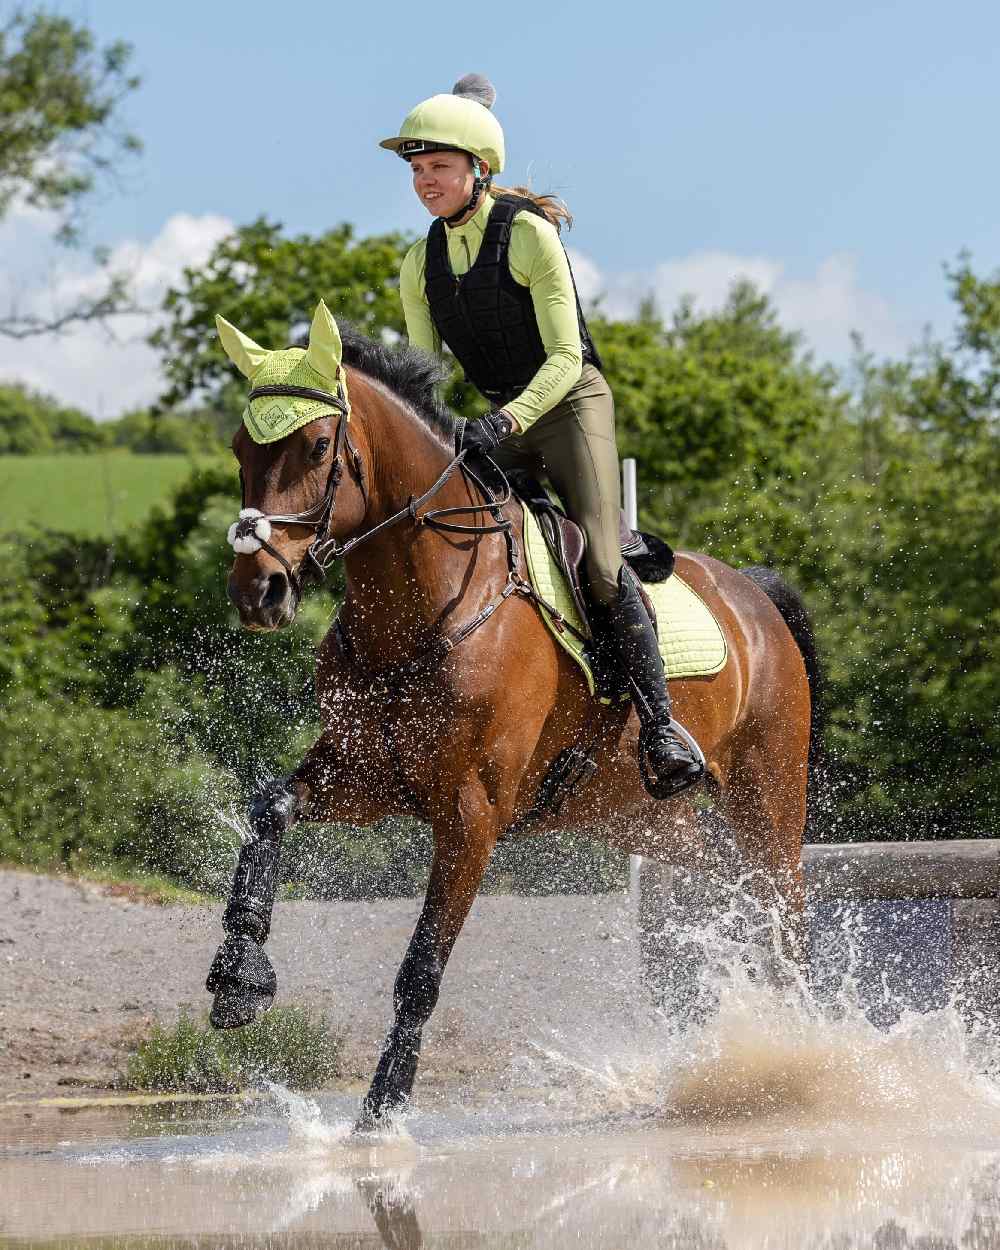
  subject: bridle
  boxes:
[230,381,361,599]
[228,384,558,665]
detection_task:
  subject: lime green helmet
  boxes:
[380,74,505,174]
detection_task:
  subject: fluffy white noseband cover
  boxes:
[227,508,273,554]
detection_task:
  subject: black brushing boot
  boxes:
[206,784,297,1029]
[607,567,706,799]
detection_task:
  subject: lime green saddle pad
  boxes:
[522,503,728,696]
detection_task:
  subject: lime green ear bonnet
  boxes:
[380,74,505,173]
[215,301,350,445]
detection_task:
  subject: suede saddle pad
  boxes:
[520,499,728,698]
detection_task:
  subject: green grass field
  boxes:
[0,452,232,537]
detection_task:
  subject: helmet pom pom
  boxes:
[453,74,496,111]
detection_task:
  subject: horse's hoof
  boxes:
[352,1108,379,1136]
[210,983,274,1030]
[352,1104,399,1136]
[205,934,277,1031]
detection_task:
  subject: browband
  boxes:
[247,383,349,415]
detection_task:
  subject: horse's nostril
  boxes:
[260,572,289,610]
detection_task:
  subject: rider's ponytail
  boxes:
[490,185,573,233]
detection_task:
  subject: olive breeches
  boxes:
[493,364,623,606]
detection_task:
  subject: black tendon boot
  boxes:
[607,568,706,799]
[206,784,296,1029]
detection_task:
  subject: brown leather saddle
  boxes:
[510,473,674,639]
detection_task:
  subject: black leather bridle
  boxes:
[229,386,557,663]
[231,382,362,597]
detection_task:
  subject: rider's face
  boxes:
[409,152,482,219]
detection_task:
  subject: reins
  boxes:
[231,385,583,673]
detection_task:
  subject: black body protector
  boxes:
[424,194,602,408]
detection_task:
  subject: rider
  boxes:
[380,75,703,799]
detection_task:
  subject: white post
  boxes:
[623,458,643,910]
[622,458,638,531]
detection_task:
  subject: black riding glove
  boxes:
[462,410,515,453]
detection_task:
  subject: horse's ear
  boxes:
[305,300,343,381]
[215,315,270,379]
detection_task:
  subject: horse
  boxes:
[205,301,819,1130]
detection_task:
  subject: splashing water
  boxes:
[9,876,1000,1247]
[264,1080,416,1155]
[515,873,1000,1152]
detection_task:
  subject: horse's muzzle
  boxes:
[229,569,298,630]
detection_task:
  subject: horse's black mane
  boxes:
[338,323,457,444]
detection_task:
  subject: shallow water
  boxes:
[5,889,1000,1248]
[6,989,1000,1247]
[3,1087,1000,1249]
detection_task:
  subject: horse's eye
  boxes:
[310,437,331,461]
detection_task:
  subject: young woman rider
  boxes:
[379,75,703,799]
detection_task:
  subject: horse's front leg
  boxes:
[206,729,394,1029]
[357,778,500,1129]
[206,776,306,1029]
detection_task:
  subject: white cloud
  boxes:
[0,211,234,416]
[568,247,913,362]
[0,210,912,417]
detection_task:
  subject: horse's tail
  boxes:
[739,566,827,832]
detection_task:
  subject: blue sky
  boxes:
[4,0,1000,413]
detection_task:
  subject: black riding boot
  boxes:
[607,567,705,799]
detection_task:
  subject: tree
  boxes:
[150,218,413,410]
[596,282,845,542]
[105,408,218,454]
[0,9,141,338]
[0,382,104,452]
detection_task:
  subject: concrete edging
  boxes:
[802,839,1000,902]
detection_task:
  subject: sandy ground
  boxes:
[0,869,638,1100]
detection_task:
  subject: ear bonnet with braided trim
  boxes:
[215,301,349,444]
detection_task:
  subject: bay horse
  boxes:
[206,302,819,1130]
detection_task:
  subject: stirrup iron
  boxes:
[638,717,706,800]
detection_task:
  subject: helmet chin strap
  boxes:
[445,159,491,226]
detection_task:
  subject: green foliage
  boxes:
[150,218,413,410]
[123,1008,340,1092]
[103,409,222,454]
[0,692,237,891]
[674,293,1000,839]
[149,216,488,423]
[0,383,106,453]
[0,9,140,241]
[598,282,844,534]
[0,382,230,458]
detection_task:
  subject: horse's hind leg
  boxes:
[357,776,500,1129]
[716,735,808,984]
[206,777,306,1029]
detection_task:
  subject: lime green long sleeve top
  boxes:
[399,195,583,431]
